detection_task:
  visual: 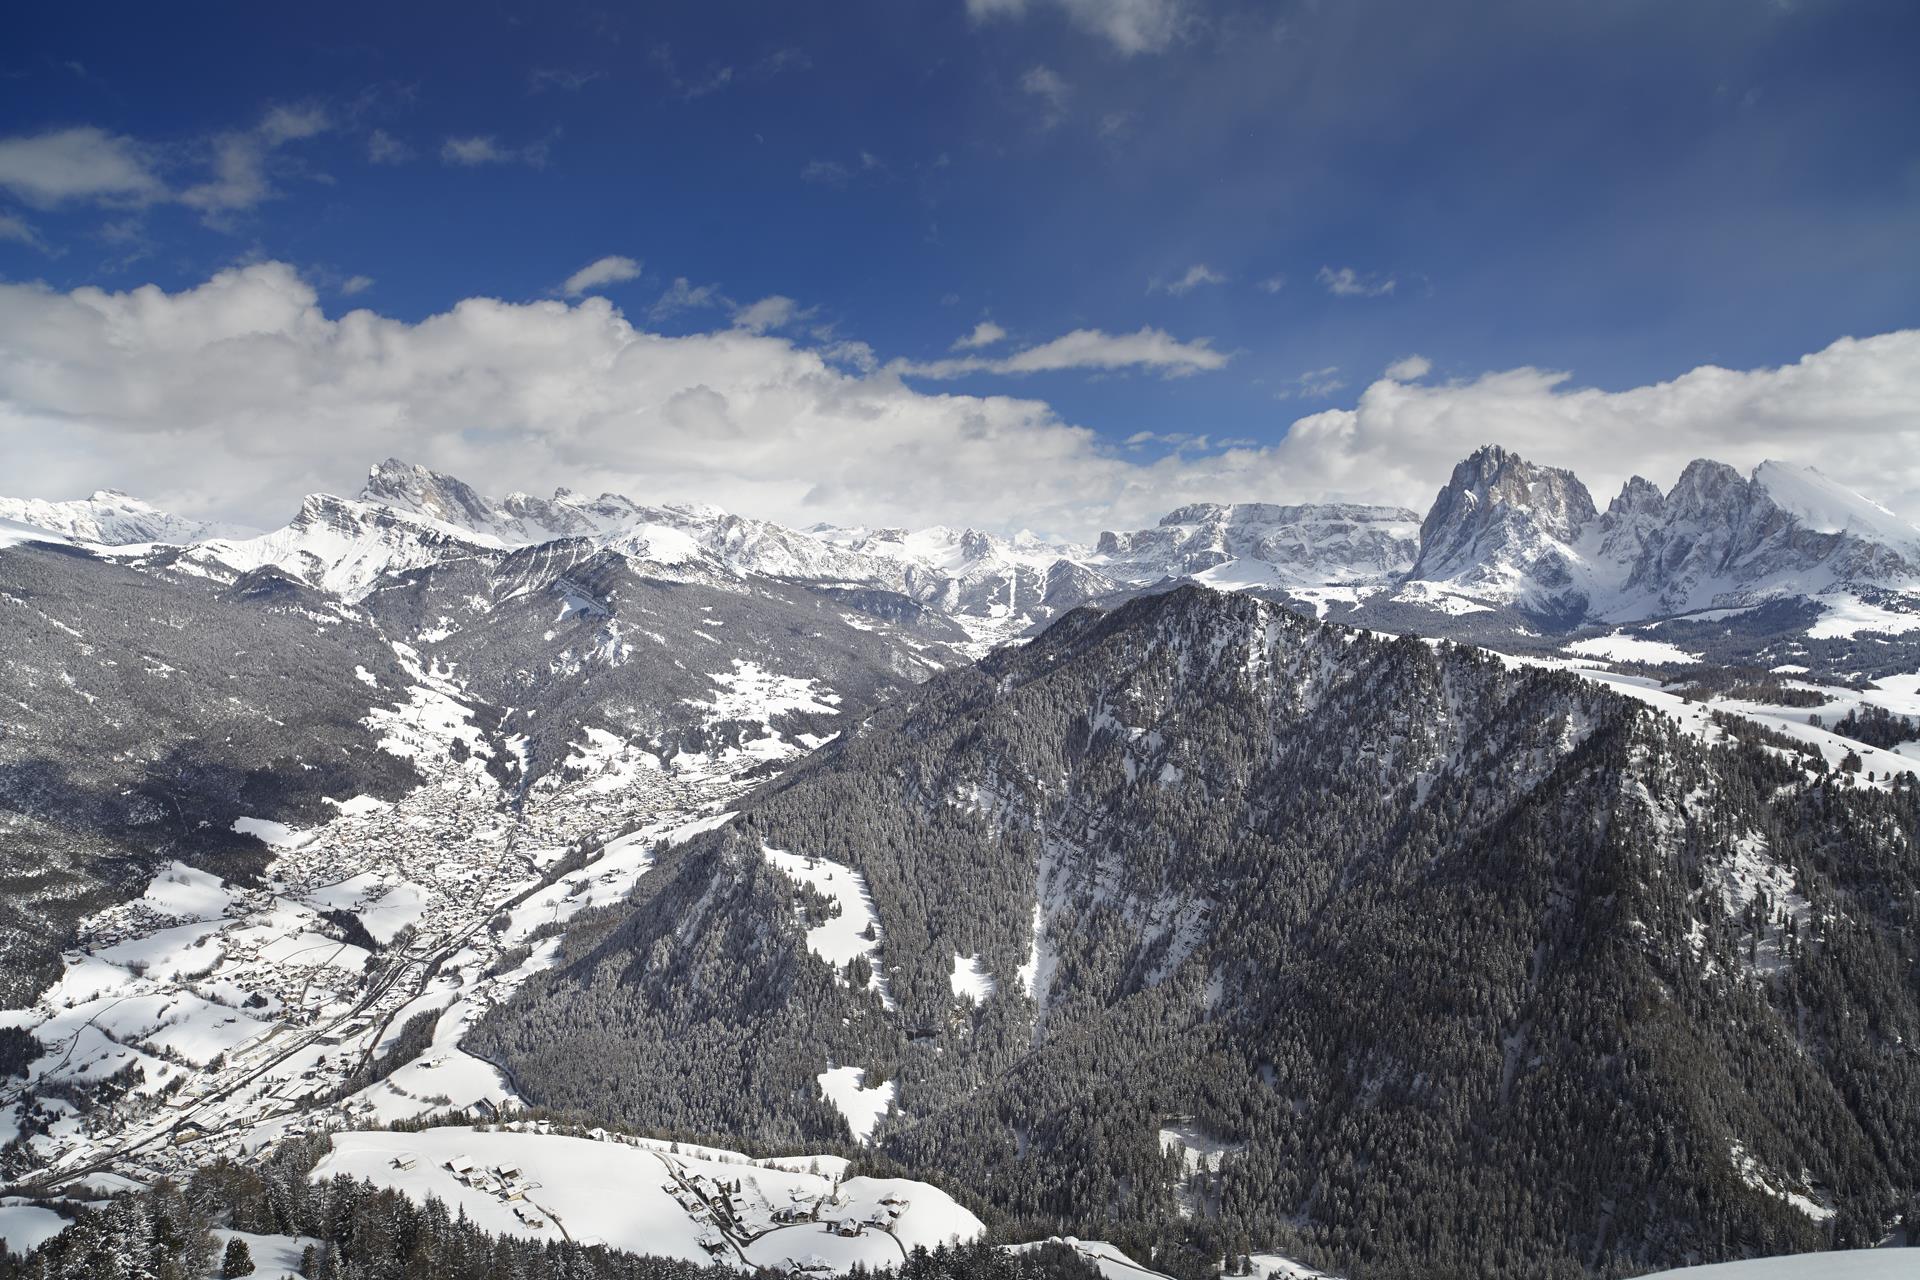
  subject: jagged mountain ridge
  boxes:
[5,447,1919,657]
[1395,445,1920,625]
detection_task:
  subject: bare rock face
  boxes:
[1407,444,1598,614]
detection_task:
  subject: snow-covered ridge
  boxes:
[0,489,256,547]
[6,448,1917,638]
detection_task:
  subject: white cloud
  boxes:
[2,263,1916,541]
[901,325,1228,379]
[1274,366,1346,400]
[340,275,375,296]
[1257,274,1287,294]
[1021,65,1071,125]
[953,321,1008,350]
[0,127,163,207]
[441,135,550,167]
[560,255,642,297]
[1384,354,1431,381]
[0,212,49,253]
[1155,263,1225,295]
[367,129,412,165]
[180,105,330,216]
[968,0,1192,54]
[1317,265,1396,298]
[732,295,801,333]
[801,158,850,186]
[652,277,725,321]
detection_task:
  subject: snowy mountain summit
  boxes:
[0,488,256,547]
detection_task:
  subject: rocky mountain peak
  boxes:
[360,458,498,529]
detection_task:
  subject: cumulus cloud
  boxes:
[560,255,642,297]
[1154,264,1226,295]
[967,0,1192,55]
[1,263,1916,540]
[0,127,164,207]
[1384,354,1431,381]
[900,325,1228,379]
[953,321,1008,350]
[1317,265,1396,298]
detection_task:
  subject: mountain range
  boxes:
[2,446,1919,1280]
[6,446,1919,650]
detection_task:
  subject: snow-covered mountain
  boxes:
[0,489,256,546]
[1357,444,1920,633]
[1584,457,1920,620]
[1398,444,1598,618]
[1095,501,1420,588]
[6,449,1918,650]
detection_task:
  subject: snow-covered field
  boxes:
[312,1126,980,1271]
[210,1229,323,1280]
[817,1066,895,1143]
[1488,648,1920,784]
[0,1201,70,1254]
[762,845,895,1009]
[1635,1251,1915,1279]
[1565,632,1702,665]
[0,688,782,1193]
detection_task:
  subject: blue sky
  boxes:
[2,0,1918,533]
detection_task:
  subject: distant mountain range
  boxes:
[5,447,1918,650]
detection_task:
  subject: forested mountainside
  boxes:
[0,524,941,1012]
[0,542,421,1005]
[355,537,954,780]
[474,585,1920,1280]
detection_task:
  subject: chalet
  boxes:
[391,1156,417,1171]
[830,1219,865,1238]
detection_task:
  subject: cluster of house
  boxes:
[27,728,763,1193]
[434,1153,547,1227]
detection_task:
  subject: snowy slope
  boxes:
[1633,1252,1913,1279]
[312,1126,981,1271]
[0,489,255,546]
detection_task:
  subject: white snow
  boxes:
[1158,1123,1243,1175]
[1635,1252,1913,1279]
[1564,633,1701,665]
[817,1066,896,1143]
[1754,461,1920,551]
[1806,594,1920,639]
[949,953,996,1003]
[761,845,892,1007]
[312,1127,978,1271]
[1006,1237,1181,1280]
[1236,1254,1340,1280]
[0,517,76,550]
[233,817,313,849]
[0,1201,69,1254]
[136,862,236,922]
[210,1229,323,1279]
[324,794,391,816]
